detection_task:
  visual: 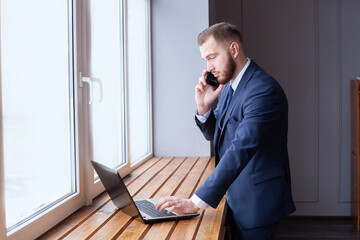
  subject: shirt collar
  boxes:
[230,58,251,93]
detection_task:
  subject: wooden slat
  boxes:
[196,197,227,239]
[62,157,173,239]
[172,157,212,198]
[37,192,109,240]
[38,157,227,240]
[62,202,118,240]
[151,157,199,198]
[141,157,210,240]
[37,157,161,240]
[142,221,176,240]
[88,157,187,239]
[88,211,132,240]
[118,160,197,239]
[169,157,219,240]
[134,157,187,199]
[115,218,151,240]
[127,157,174,196]
[193,158,227,240]
[123,157,162,186]
[143,157,213,240]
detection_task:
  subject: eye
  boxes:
[204,54,217,62]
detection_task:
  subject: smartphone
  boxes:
[205,72,219,89]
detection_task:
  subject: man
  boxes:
[155,22,295,239]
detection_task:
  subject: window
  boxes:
[86,0,126,171]
[1,0,77,236]
[127,0,152,164]
[85,0,152,198]
[0,0,152,239]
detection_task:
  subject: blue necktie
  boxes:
[219,86,234,129]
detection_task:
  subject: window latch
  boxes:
[79,72,103,104]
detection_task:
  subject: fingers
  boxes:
[195,77,205,93]
[196,70,208,91]
[154,197,169,211]
[159,200,174,212]
[166,206,176,214]
[201,69,207,84]
[155,196,180,212]
[154,196,200,214]
[154,196,175,212]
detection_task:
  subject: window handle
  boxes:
[79,72,102,104]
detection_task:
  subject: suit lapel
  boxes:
[214,61,258,161]
[213,83,231,158]
[218,83,231,114]
[223,61,258,123]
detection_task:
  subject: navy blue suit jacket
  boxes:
[195,61,295,229]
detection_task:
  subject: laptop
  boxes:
[91,160,200,223]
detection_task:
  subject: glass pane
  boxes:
[89,0,125,172]
[127,0,151,163]
[1,0,75,230]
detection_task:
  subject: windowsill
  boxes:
[37,156,227,240]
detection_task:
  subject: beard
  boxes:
[218,52,236,84]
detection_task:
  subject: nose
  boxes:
[207,62,214,72]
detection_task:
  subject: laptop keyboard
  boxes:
[135,200,176,217]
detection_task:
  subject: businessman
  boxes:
[155,22,295,239]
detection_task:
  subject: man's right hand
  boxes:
[195,70,223,115]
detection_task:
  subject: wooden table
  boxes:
[38,157,227,239]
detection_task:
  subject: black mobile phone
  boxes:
[205,72,219,89]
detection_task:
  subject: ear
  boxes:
[229,42,239,59]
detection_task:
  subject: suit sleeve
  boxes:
[195,91,223,141]
[195,110,216,141]
[195,80,287,208]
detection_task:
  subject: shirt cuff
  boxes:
[190,194,210,210]
[195,109,211,123]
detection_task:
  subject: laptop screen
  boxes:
[91,161,140,219]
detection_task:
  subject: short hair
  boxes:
[197,22,243,48]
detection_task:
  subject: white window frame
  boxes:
[0,1,86,239]
[86,0,153,201]
[0,0,152,239]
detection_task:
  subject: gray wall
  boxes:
[210,0,360,216]
[152,0,360,216]
[151,0,210,156]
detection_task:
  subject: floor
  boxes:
[274,217,360,240]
